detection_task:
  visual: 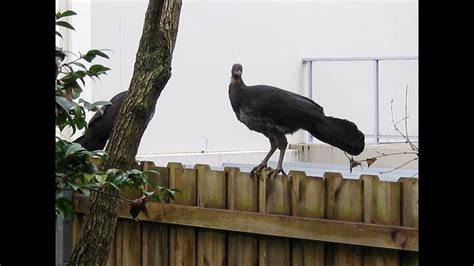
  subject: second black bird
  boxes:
[73,91,128,151]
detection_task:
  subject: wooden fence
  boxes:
[72,162,418,266]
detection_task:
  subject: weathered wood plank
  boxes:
[141,161,170,266]
[399,177,419,266]
[142,161,170,196]
[169,227,196,266]
[361,175,400,266]
[196,164,226,266]
[325,172,363,266]
[168,162,196,266]
[399,178,418,229]
[113,219,123,265]
[118,219,141,266]
[107,231,116,266]
[71,214,83,255]
[290,171,325,266]
[142,221,169,266]
[226,167,258,213]
[225,167,258,266]
[257,168,268,266]
[169,162,196,206]
[74,195,418,251]
[260,170,292,266]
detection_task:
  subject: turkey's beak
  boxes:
[232,70,242,78]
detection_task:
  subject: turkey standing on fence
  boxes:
[73,91,128,151]
[228,63,365,177]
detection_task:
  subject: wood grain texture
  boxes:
[325,172,363,266]
[361,175,400,266]
[168,162,196,266]
[225,167,258,266]
[196,164,226,266]
[290,171,325,266]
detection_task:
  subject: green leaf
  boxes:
[57,10,77,19]
[56,31,63,39]
[143,169,160,175]
[106,168,121,176]
[82,54,96,63]
[106,182,121,192]
[96,50,110,59]
[151,194,163,203]
[88,64,111,76]
[85,182,103,188]
[92,150,107,157]
[68,182,81,191]
[61,71,86,84]
[112,174,128,186]
[142,177,154,186]
[92,101,112,107]
[79,98,91,106]
[83,49,111,62]
[79,187,91,197]
[83,173,95,182]
[89,49,110,59]
[78,77,86,86]
[170,188,181,193]
[70,61,87,70]
[62,64,74,73]
[73,116,87,130]
[60,142,85,160]
[73,103,83,116]
[95,174,107,185]
[71,87,83,99]
[143,191,155,196]
[56,197,75,219]
[56,97,73,112]
[129,169,143,175]
[62,49,78,57]
[56,21,75,31]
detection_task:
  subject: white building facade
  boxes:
[58,0,418,175]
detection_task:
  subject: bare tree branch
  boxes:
[63,186,133,202]
[391,99,409,141]
[404,85,418,151]
[347,86,418,176]
[395,116,410,127]
[374,151,418,158]
[379,157,418,174]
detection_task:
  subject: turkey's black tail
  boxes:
[73,132,107,151]
[308,116,365,155]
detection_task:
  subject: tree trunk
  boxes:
[68,0,182,264]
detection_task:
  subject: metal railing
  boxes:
[302,56,418,144]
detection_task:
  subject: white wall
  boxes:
[71,0,418,155]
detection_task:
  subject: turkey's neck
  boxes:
[230,76,245,87]
[229,77,245,112]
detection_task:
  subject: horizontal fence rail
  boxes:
[75,195,418,251]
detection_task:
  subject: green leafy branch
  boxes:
[55,10,180,220]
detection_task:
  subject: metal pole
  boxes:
[308,61,313,143]
[374,60,380,144]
